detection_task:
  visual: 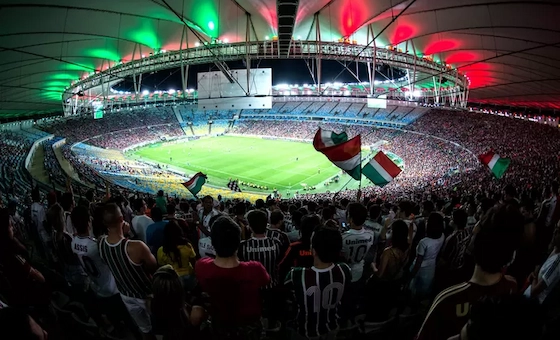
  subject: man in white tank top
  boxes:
[71,206,118,298]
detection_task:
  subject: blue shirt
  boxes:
[145,221,168,255]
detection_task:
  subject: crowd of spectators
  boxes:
[1,181,558,340]
[86,124,184,150]
[40,107,177,144]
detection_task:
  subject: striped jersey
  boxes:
[98,236,152,299]
[341,228,374,282]
[285,263,351,338]
[239,237,282,289]
[265,228,290,254]
[417,276,517,340]
[72,235,118,297]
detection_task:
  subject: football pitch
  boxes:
[131,135,345,192]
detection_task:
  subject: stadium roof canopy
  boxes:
[1,0,559,119]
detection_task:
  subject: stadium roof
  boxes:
[1,0,559,119]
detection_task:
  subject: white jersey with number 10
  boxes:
[341,228,374,282]
[71,236,119,297]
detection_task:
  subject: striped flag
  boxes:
[228,179,242,192]
[313,128,362,180]
[313,128,348,150]
[182,172,207,196]
[362,151,402,186]
[479,150,510,179]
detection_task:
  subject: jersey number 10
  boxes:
[305,283,344,313]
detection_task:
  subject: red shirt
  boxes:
[195,257,270,326]
[417,275,517,340]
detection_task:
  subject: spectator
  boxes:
[198,195,219,234]
[0,208,48,308]
[157,220,197,291]
[437,209,473,290]
[278,214,320,284]
[151,265,206,339]
[60,192,75,235]
[366,220,410,321]
[341,202,374,283]
[99,203,157,340]
[447,296,542,340]
[132,198,153,243]
[417,203,522,340]
[49,203,89,293]
[195,216,270,339]
[145,207,168,255]
[285,225,351,340]
[409,212,445,301]
[265,210,290,254]
[240,210,283,330]
[525,221,560,304]
[155,190,167,214]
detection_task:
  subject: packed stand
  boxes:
[39,107,177,144]
[1,181,559,340]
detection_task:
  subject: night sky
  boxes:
[112,59,404,93]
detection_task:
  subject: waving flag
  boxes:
[313,128,349,150]
[182,172,207,196]
[479,150,510,179]
[228,179,242,192]
[362,151,402,187]
[313,128,361,180]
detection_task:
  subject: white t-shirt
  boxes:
[287,230,300,243]
[341,228,374,282]
[524,252,560,304]
[198,237,215,258]
[131,215,154,243]
[72,235,119,298]
[64,211,75,236]
[31,202,49,242]
[364,219,383,243]
[415,235,445,268]
[198,208,220,230]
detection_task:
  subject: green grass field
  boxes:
[131,135,343,192]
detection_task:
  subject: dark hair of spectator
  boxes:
[151,207,163,222]
[162,220,188,268]
[211,216,241,257]
[71,205,90,235]
[347,202,368,226]
[452,209,468,230]
[426,212,444,239]
[133,198,145,213]
[61,192,74,211]
[166,203,176,215]
[398,200,414,217]
[391,220,410,252]
[369,204,382,221]
[291,210,304,230]
[270,210,284,226]
[151,265,186,329]
[474,203,523,273]
[312,226,343,263]
[247,209,268,234]
[301,214,322,248]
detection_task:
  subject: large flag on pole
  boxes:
[362,151,402,187]
[478,150,510,179]
[313,128,361,180]
[182,172,207,196]
[313,128,349,149]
